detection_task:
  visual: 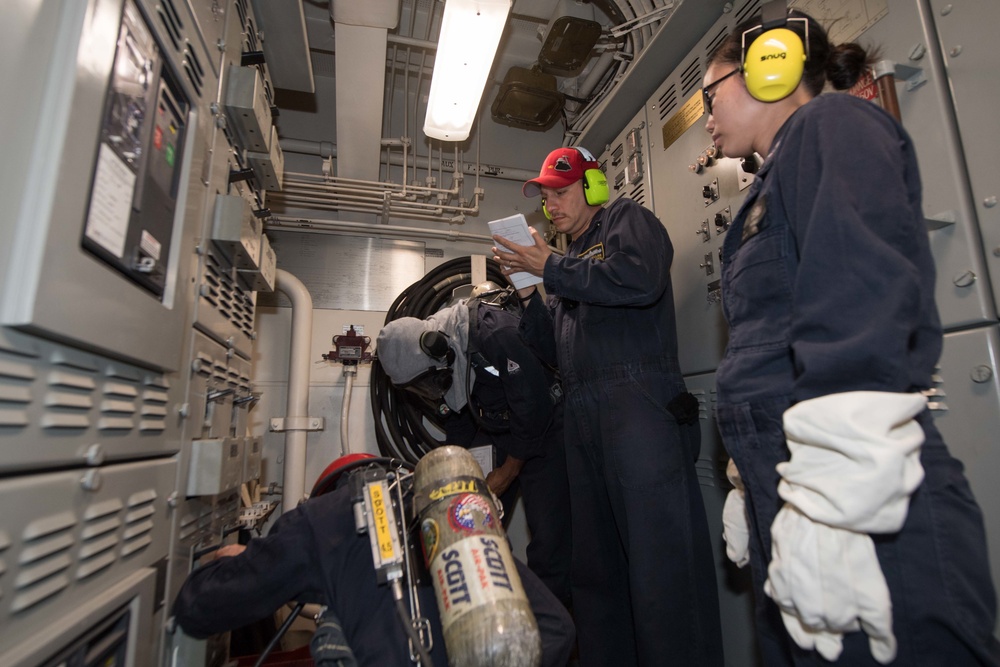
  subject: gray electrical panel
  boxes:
[0,0,281,664]
[644,7,747,375]
[0,458,175,660]
[929,325,1000,630]
[0,0,208,373]
[599,107,654,211]
[685,371,761,667]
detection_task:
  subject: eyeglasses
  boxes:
[702,68,741,115]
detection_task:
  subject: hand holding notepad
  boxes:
[488,214,544,290]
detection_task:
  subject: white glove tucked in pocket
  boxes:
[764,391,928,665]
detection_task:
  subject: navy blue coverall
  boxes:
[172,483,576,667]
[520,197,724,667]
[445,300,572,609]
[716,93,1000,666]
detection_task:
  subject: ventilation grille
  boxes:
[235,0,274,107]
[705,25,731,59]
[156,0,184,52]
[155,0,206,99]
[178,502,214,544]
[0,354,36,427]
[5,478,164,614]
[182,42,205,98]
[657,84,679,121]
[122,489,158,556]
[680,57,703,98]
[203,249,257,339]
[77,499,124,580]
[12,512,76,612]
[736,0,764,24]
[35,355,170,434]
[236,0,251,41]
[628,182,648,209]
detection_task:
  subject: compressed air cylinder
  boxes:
[413,446,542,667]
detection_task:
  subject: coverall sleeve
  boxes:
[781,105,931,401]
[518,293,558,367]
[480,312,557,460]
[544,199,673,307]
[173,506,323,638]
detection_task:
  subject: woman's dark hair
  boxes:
[708,9,877,95]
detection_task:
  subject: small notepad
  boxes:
[488,213,544,290]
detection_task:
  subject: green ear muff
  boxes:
[743,26,806,102]
[582,168,609,206]
[542,200,552,220]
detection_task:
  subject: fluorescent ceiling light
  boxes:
[423,0,512,142]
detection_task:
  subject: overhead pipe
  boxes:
[274,171,485,220]
[269,216,494,244]
[275,269,314,510]
[278,139,538,182]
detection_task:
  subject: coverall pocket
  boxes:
[722,226,792,351]
[716,399,791,568]
[604,372,687,489]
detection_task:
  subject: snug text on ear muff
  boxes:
[743,26,806,102]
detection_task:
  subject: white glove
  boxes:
[765,504,896,663]
[765,391,927,665]
[722,459,750,568]
[778,392,926,532]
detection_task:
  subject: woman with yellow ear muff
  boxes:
[493,143,725,667]
[705,4,1000,667]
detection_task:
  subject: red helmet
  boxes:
[311,453,376,497]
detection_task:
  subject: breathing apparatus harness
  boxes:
[311,455,436,666]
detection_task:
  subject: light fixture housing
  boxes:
[423,0,512,142]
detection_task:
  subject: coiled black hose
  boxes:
[370,257,510,464]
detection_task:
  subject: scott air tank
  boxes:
[413,446,542,667]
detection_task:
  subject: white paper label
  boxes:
[84,144,136,258]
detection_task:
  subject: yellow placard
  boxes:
[370,484,396,561]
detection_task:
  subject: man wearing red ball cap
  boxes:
[493,146,724,667]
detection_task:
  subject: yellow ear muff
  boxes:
[743,26,806,102]
[542,200,552,220]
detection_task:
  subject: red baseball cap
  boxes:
[522,147,600,197]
